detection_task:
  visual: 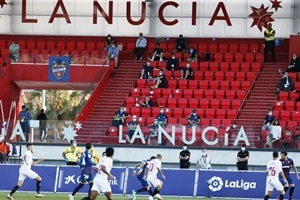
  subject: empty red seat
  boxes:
[141,108,151,117]
[241,81,251,90]
[216,110,226,119]
[249,44,259,52]
[246,72,256,81]
[56,41,65,50]
[236,90,246,99]
[168,80,178,89]
[220,62,230,71]
[285,102,295,111]
[225,72,235,81]
[211,100,220,109]
[210,63,219,71]
[236,72,246,81]
[241,63,251,71]
[201,119,210,126]
[158,98,167,107]
[232,100,241,109]
[199,80,209,89]
[215,72,224,81]
[168,98,177,108]
[162,89,172,98]
[194,71,203,80]
[205,110,215,118]
[131,107,141,116]
[251,63,261,72]
[183,89,193,98]
[136,79,146,88]
[287,121,298,130]
[26,41,36,49]
[17,40,26,49]
[239,44,249,53]
[235,53,244,62]
[31,49,40,55]
[168,118,178,125]
[210,81,219,90]
[280,111,291,120]
[96,42,105,50]
[219,44,228,52]
[108,126,118,136]
[221,99,231,109]
[227,110,236,118]
[222,119,232,127]
[229,44,238,52]
[255,53,264,63]
[164,71,172,79]
[204,71,214,80]
[189,80,198,89]
[199,99,210,108]
[76,42,85,50]
[66,41,76,50]
[215,90,225,99]
[125,97,135,107]
[194,90,203,98]
[224,53,234,62]
[231,82,241,90]
[189,99,199,108]
[81,50,90,57]
[178,80,188,89]
[274,101,283,110]
[279,92,289,100]
[245,53,255,62]
[70,50,79,57]
[91,51,99,58]
[47,41,56,50]
[152,108,161,117]
[141,88,150,96]
[131,88,140,97]
[214,53,223,62]
[126,42,136,51]
[231,63,240,71]
[208,44,218,52]
[0,40,6,48]
[198,44,207,52]
[51,50,60,56]
[226,90,236,99]
[173,89,183,98]
[173,109,183,118]
[220,81,230,90]
[183,108,193,117]
[205,90,214,99]
[86,42,95,50]
[291,111,300,121]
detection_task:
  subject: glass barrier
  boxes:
[9,53,109,66]
[1,119,298,149]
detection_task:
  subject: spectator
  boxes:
[37,109,48,143]
[264,23,276,62]
[139,88,160,108]
[26,108,32,141]
[146,119,159,145]
[91,145,100,164]
[181,62,194,80]
[197,149,212,169]
[151,43,164,62]
[179,144,191,169]
[0,135,10,163]
[156,108,168,128]
[106,42,119,69]
[18,105,31,142]
[265,119,282,148]
[112,106,130,127]
[174,34,188,53]
[286,54,300,72]
[262,110,275,131]
[9,40,20,63]
[166,53,180,72]
[125,115,139,143]
[140,60,156,79]
[134,32,147,61]
[62,140,83,165]
[187,109,200,128]
[151,70,168,89]
[236,144,249,170]
[104,34,115,51]
[187,46,199,62]
[276,72,294,93]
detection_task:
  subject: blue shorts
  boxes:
[137,175,148,187]
[280,176,294,185]
[126,130,135,137]
[79,174,94,182]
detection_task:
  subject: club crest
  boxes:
[51,59,67,80]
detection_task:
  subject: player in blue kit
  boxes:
[279,151,300,200]
[69,143,96,200]
[132,156,156,200]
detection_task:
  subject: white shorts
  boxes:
[266,178,284,192]
[18,167,39,181]
[92,178,111,194]
[147,176,162,188]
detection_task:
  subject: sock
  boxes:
[10,185,19,196]
[148,187,152,196]
[88,182,93,196]
[284,186,289,192]
[279,194,284,200]
[264,195,270,200]
[36,180,41,194]
[289,186,295,198]
[137,188,148,193]
[72,183,84,196]
[152,188,159,196]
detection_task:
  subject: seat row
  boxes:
[272,110,300,121]
[137,79,252,90]
[278,91,300,101]
[18,49,108,58]
[273,101,300,111]
[125,97,242,110]
[130,88,247,99]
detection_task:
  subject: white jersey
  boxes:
[197,156,212,169]
[20,150,33,170]
[95,156,113,180]
[147,158,161,177]
[266,159,282,179]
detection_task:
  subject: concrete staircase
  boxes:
[76,60,141,143]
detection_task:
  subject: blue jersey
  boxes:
[138,159,150,177]
[280,157,294,178]
[79,150,96,175]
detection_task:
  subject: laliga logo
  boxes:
[207,176,256,191]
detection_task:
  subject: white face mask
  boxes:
[73,143,77,147]
[108,37,111,40]
[193,113,196,116]
[186,64,190,68]
[241,147,246,151]
[159,73,163,76]
[112,45,115,48]
[150,91,154,95]
[172,56,175,59]
[202,153,207,157]
[293,56,296,59]
[154,121,158,125]
[160,110,164,113]
[190,49,193,52]
[183,146,187,150]
[132,119,137,122]
[120,109,124,113]
[147,63,150,66]
[268,112,272,116]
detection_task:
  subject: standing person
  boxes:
[236,144,249,170]
[83,147,115,200]
[144,154,166,200]
[62,140,83,165]
[7,143,45,199]
[37,109,48,143]
[174,34,188,53]
[104,34,115,51]
[18,105,31,142]
[264,151,287,200]
[131,156,156,199]
[106,42,119,69]
[197,149,212,169]
[278,151,300,200]
[134,32,147,61]
[69,143,96,200]
[9,40,20,63]
[179,144,191,169]
[264,23,276,62]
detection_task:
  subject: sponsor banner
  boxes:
[56,166,125,194]
[197,170,300,199]
[48,56,70,82]
[0,165,56,192]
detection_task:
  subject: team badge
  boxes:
[51,59,67,80]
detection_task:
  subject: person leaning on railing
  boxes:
[9,40,20,63]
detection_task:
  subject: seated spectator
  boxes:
[112,106,130,127]
[156,108,168,128]
[125,115,139,143]
[174,34,188,53]
[152,70,168,89]
[106,42,119,69]
[262,110,275,130]
[181,62,194,80]
[265,119,282,148]
[104,34,115,51]
[280,53,300,73]
[145,119,159,145]
[187,46,199,62]
[134,32,147,61]
[276,72,294,93]
[166,53,180,71]
[139,88,160,108]
[187,109,201,128]
[9,41,20,63]
[0,135,10,163]
[151,43,164,62]
[140,60,157,79]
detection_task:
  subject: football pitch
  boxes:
[0,192,242,200]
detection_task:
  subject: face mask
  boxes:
[159,73,163,76]
[12,44,16,46]
[160,110,164,113]
[190,49,193,52]
[154,121,158,125]
[73,143,77,147]
[108,37,111,40]
[132,119,137,122]
[186,64,190,68]
[150,91,154,95]
[293,56,296,59]
[202,153,207,157]
[120,109,124,113]
[147,63,150,66]
[172,56,175,59]
[183,146,187,150]
[112,45,115,48]
[193,113,196,116]
[268,112,272,116]
[241,147,246,151]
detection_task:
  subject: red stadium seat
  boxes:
[162,89,172,98]
[236,90,246,99]
[201,119,210,126]
[108,126,118,136]
[131,107,141,116]
[198,44,208,52]
[141,88,150,96]
[136,79,146,88]
[204,71,214,80]
[232,100,241,109]
[224,53,234,62]
[210,62,219,71]
[235,53,244,62]
[51,50,60,56]
[216,110,226,119]
[56,41,65,50]
[210,81,219,90]
[236,72,246,81]
[231,81,241,90]
[226,90,236,99]
[91,51,99,58]
[279,92,289,101]
[199,80,209,89]
[229,44,238,52]
[194,90,203,98]
[199,62,209,71]
[183,89,193,98]
[239,44,249,53]
[31,49,40,55]
[249,44,259,53]
[255,53,264,63]
[70,50,80,57]
[173,109,183,118]
[199,99,210,109]
[225,72,235,81]
[241,81,251,90]
[194,71,203,80]
[131,88,140,97]
[67,41,76,50]
[76,42,85,50]
[168,80,178,89]
[241,63,251,71]
[205,110,215,118]
[189,99,199,108]
[126,42,136,51]
[188,80,199,89]
[96,42,105,50]
[215,72,225,81]
[211,100,220,109]
[251,63,261,72]
[222,119,232,127]
[183,108,193,117]
[178,80,188,89]
[286,121,298,130]
[285,102,295,111]
[291,111,300,121]
[125,97,135,107]
[86,42,95,50]
[214,53,223,62]
[227,110,236,118]
[173,89,183,98]
[81,50,90,57]
[61,50,70,56]
[47,41,56,50]
[211,119,221,127]
[220,81,230,90]
[280,111,291,120]
[168,98,177,108]
[164,71,172,79]
[205,90,214,99]
[215,90,225,99]
[221,99,231,109]
[246,72,256,81]
[219,44,228,52]
[26,41,36,49]
[168,118,177,125]
[220,62,230,71]
[208,44,218,52]
[273,101,283,110]
[152,108,161,117]
[245,53,255,62]
[158,98,167,107]
[0,40,6,48]
[141,108,151,117]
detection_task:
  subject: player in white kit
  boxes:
[144,154,166,200]
[7,143,45,200]
[85,147,115,200]
[264,151,287,200]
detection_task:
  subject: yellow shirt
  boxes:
[64,146,82,162]
[91,149,100,164]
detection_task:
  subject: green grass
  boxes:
[0,192,242,200]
